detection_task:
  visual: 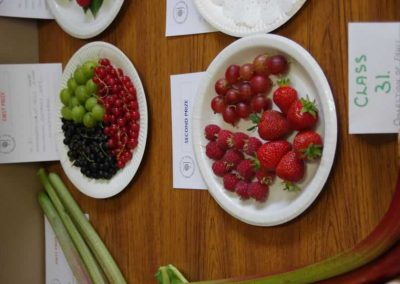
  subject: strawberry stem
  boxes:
[300,144,322,160]
[282,181,301,192]
[300,96,318,118]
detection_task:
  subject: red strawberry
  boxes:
[293,131,323,160]
[250,110,290,141]
[243,136,262,156]
[216,129,233,150]
[229,132,249,150]
[276,151,305,191]
[222,149,244,170]
[273,78,298,114]
[212,160,230,177]
[204,124,221,141]
[235,181,250,199]
[205,141,225,160]
[255,169,275,185]
[77,0,91,8]
[236,159,258,181]
[256,140,292,171]
[248,182,269,202]
[223,173,240,192]
[287,97,319,130]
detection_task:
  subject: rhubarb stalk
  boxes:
[38,191,93,284]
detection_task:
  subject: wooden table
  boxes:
[38,1,400,283]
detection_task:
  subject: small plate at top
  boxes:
[193,0,307,38]
[192,34,337,226]
[46,0,124,39]
[56,42,147,198]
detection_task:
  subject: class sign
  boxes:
[348,23,400,134]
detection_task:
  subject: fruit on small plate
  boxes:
[192,34,337,226]
[56,42,147,199]
[75,0,103,17]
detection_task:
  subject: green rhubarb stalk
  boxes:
[38,191,93,284]
[37,169,107,284]
[157,169,400,284]
[48,172,126,284]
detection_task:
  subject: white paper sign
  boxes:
[0,64,61,164]
[348,23,400,134]
[0,0,54,19]
[166,0,216,37]
[171,72,207,190]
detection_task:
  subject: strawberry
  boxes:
[249,110,290,141]
[216,129,233,150]
[223,173,240,192]
[243,137,262,156]
[293,130,323,160]
[205,141,225,160]
[256,140,292,171]
[222,149,244,170]
[77,0,91,8]
[236,159,258,181]
[287,96,319,131]
[204,124,221,141]
[248,182,269,202]
[276,151,305,191]
[255,169,275,185]
[273,78,298,114]
[212,160,230,177]
[235,181,250,199]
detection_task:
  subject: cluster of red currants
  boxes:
[93,58,140,169]
[211,54,289,124]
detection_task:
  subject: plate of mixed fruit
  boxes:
[57,41,147,198]
[193,34,337,226]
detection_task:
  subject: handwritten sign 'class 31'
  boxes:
[348,23,400,134]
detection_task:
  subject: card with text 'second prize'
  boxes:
[348,23,400,134]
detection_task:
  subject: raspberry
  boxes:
[206,141,225,160]
[204,124,221,141]
[255,169,275,185]
[212,160,229,177]
[229,132,249,150]
[216,129,233,150]
[223,173,240,192]
[235,181,250,199]
[222,149,244,170]
[236,159,256,181]
[244,137,262,156]
[248,182,269,202]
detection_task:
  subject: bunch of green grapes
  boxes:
[60,60,105,128]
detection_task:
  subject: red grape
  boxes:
[211,96,226,113]
[235,102,251,118]
[238,82,254,102]
[239,63,254,81]
[267,55,289,75]
[215,78,230,96]
[250,94,271,113]
[225,89,240,105]
[222,106,239,125]
[253,54,270,77]
[250,75,272,94]
[225,65,240,84]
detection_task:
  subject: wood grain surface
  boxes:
[38,1,400,283]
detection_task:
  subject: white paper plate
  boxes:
[46,0,124,39]
[193,0,307,38]
[56,42,148,198]
[193,34,337,226]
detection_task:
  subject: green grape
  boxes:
[85,97,97,111]
[86,78,98,95]
[74,67,87,85]
[82,61,97,79]
[75,85,89,103]
[61,106,73,120]
[67,77,78,92]
[71,105,85,123]
[91,104,105,121]
[69,96,80,107]
[60,88,71,106]
[83,112,96,128]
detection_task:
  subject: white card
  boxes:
[348,23,400,134]
[166,0,216,37]
[171,72,207,190]
[0,0,54,19]
[0,64,61,164]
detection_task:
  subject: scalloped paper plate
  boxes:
[56,42,147,199]
[193,0,307,38]
[192,34,337,226]
[46,0,124,39]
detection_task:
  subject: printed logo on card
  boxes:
[0,135,16,154]
[173,1,189,24]
[179,155,195,178]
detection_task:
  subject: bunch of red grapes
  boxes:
[211,54,289,124]
[94,58,140,169]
